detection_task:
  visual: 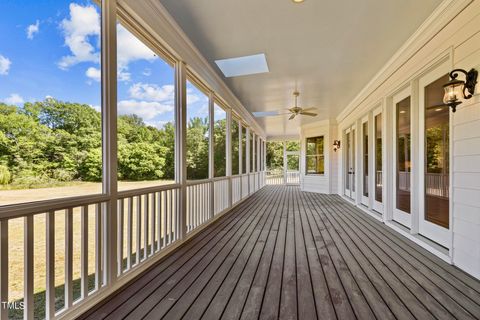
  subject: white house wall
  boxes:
[299,121,335,194]
[333,0,480,278]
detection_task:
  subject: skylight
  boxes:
[215,53,269,77]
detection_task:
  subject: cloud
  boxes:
[145,120,169,129]
[58,3,100,69]
[117,24,156,81]
[86,67,101,82]
[0,55,11,75]
[142,68,152,76]
[26,20,40,39]
[118,100,174,120]
[3,93,24,105]
[129,83,174,102]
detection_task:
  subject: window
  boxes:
[396,96,411,214]
[0,1,103,206]
[116,22,175,191]
[286,141,300,152]
[241,125,247,174]
[213,103,226,177]
[231,118,240,175]
[424,75,450,228]
[250,132,254,173]
[306,136,324,174]
[363,122,369,197]
[186,80,209,180]
[375,113,383,203]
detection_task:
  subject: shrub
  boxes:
[0,165,11,185]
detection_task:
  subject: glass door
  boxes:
[392,89,412,228]
[419,72,451,247]
[373,108,384,213]
[344,126,356,199]
[361,119,369,206]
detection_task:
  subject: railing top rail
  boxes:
[118,183,181,198]
[0,194,109,221]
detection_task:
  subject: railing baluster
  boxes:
[65,208,73,309]
[156,192,161,251]
[150,193,155,255]
[95,204,102,290]
[136,195,141,264]
[117,199,124,275]
[24,215,34,320]
[143,194,149,259]
[46,212,55,319]
[0,220,8,320]
[169,189,174,243]
[81,206,89,299]
[162,191,167,248]
[126,197,133,270]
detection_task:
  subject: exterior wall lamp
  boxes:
[333,140,341,152]
[443,68,478,112]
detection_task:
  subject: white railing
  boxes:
[266,170,300,185]
[266,171,284,185]
[241,175,249,199]
[231,176,242,205]
[186,181,211,233]
[376,170,383,187]
[0,170,267,319]
[286,171,300,185]
[426,173,449,198]
[0,198,109,320]
[398,171,411,192]
[117,186,180,276]
[249,173,256,194]
[214,178,230,215]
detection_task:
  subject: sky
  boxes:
[0,0,218,129]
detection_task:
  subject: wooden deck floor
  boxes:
[81,186,480,320]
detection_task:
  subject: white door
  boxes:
[373,107,384,213]
[344,126,356,200]
[392,87,412,228]
[418,65,451,247]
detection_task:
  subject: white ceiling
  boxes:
[159,0,443,138]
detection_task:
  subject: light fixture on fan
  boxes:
[443,68,478,112]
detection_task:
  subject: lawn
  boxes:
[1,180,174,319]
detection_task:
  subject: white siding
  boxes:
[334,0,480,278]
[299,121,334,194]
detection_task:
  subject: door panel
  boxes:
[373,112,383,213]
[393,93,412,228]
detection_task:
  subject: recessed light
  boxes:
[292,0,305,3]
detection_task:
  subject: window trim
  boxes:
[305,136,325,175]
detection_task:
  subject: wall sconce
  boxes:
[333,140,341,152]
[443,68,478,112]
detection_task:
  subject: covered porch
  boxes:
[80,186,480,320]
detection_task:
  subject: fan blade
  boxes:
[300,107,317,112]
[299,112,318,117]
[289,113,296,120]
[252,111,289,117]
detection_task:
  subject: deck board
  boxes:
[81,186,480,320]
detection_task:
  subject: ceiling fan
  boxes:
[253,91,318,120]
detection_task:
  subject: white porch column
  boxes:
[226,108,233,208]
[175,61,187,240]
[102,0,118,286]
[208,91,215,218]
